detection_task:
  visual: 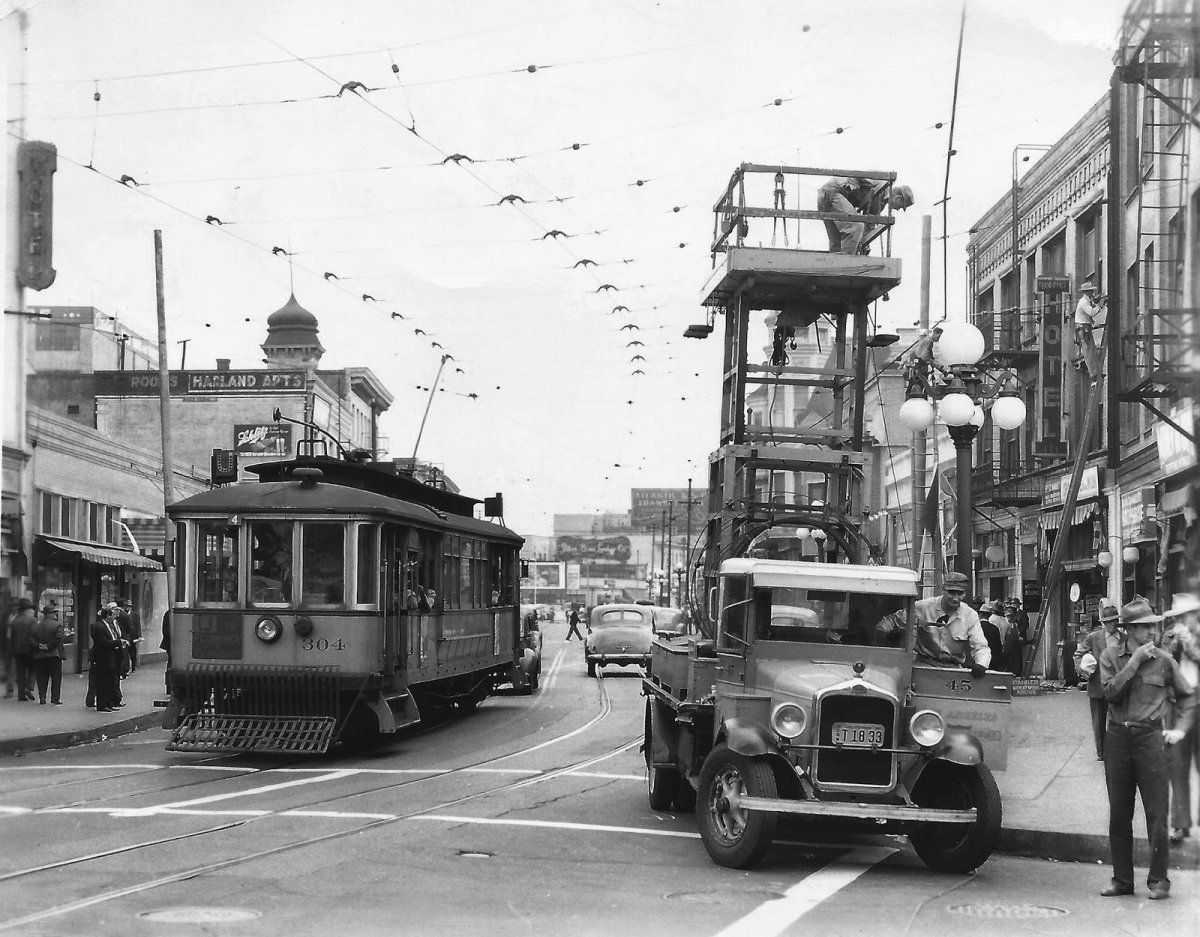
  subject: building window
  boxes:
[35,322,80,351]
[1042,231,1066,275]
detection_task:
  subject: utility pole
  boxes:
[176,338,189,370]
[154,232,176,610]
[912,215,932,595]
[666,500,675,592]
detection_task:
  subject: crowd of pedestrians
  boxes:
[2,596,141,710]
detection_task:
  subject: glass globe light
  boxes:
[1122,546,1140,564]
[991,394,1027,430]
[1096,550,1113,569]
[969,405,986,428]
[811,528,827,542]
[899,396,936,431]
[794,527,811,541]
[984,544,1006,563]
[934,321,986,366]
[939,392,975,426]
[764,311,778,329]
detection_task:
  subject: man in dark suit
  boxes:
[1075,599,1122,760]
[89,605,125,713]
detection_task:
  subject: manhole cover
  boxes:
[665,891,787,904]
[947,904,1068,919]
[138,907,262,924]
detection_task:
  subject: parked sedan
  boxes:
[651,606,688,637]
[585,603,654,677]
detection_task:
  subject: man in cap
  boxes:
[1075,598,1123,760]
[816,177,914,255]
[1163,592,1200,844]
[1072,281,1106,375]
[1098,597,1195,899]
[913,571,990,675]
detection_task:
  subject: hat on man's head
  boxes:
[1165,592,1200,618]
[1097,598,1120,623]
[18,597,35,610]
[943,571,969,591]
[1120,596,1162,627]
[1005,597,1021,608]
[1080,282,1096,292]
[42,606,59,616]
[892,184,914,210]
[118,597,132,607]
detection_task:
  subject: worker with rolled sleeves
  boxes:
[1097,597,1194,900]
[913,571,991,676]
[816,177,914,255]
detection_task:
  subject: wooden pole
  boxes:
[912,215,932,593]
[155,231,176,600]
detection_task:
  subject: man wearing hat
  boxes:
[913,571,991,675]
[1163,592,1200,845]
[977,602,1004,670]
[7,597,38,701]
[1072,281,1106,375]
[1098,597,1195,899]
[816,176,914,255]
[1074,598,1123,760]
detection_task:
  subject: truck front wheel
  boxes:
[909,761,1002,873]
[697,744,778,869]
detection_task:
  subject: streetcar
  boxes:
[161,434,526,755]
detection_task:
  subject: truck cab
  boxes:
[644,558,1010,871]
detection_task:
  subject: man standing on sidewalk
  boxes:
[1098,597,1195,900]
[8,598,38,702]
[1075,599,1123,760]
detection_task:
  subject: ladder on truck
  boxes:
[693,164,905,631]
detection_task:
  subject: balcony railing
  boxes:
[973,459,1042,507]
[974,307,1039,364]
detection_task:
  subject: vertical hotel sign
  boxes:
[17,142,57,290]
[1036,275,1069,456]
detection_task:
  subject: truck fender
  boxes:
[904,729,984,780]
[719,717,778,758]
[646,698,678,765]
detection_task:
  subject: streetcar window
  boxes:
[302,523,345,606]
[459,539,473,609]
[174,522,186,602]
[249,520,293,606]
[196,521,239,605]
[356,524,378,605]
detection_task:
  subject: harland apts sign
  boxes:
[95,370,306,396]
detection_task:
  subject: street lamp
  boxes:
[673,564,685,607]
[898,320,1028,582]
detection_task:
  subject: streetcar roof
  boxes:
[168,481,522,543]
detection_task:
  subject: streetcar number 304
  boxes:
[831,722,884,747]
[302,637,346,651]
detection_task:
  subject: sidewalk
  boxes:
[0,663,166,757]
[1,669,1197,869]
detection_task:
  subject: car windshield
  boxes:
[594,609,650,627]
[757,586,909,646]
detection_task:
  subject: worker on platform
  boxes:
[903,325,945,395]
[1073,281,1106,376]
[816,177,914,254]
[913,571,990,676]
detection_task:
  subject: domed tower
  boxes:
[262,293,324,369]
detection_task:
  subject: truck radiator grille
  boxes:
[814,694,895,787]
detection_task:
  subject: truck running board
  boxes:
[167,713,337,754]
[736,796,976,824]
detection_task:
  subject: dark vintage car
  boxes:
[585,603,654,677]
[651,606,689,637]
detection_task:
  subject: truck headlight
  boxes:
[255,616,282,643]
[771,702,807,740]
[909,709,945,747]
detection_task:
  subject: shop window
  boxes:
[356,524,378,606]
[197,521,239,605]
[249,520,293,606]
[302,523,344,606]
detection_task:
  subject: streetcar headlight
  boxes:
[255,616,282,643]
[293,616,314,638]
[909,709,945,747]
[771,702,807,740]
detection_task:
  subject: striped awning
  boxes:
[38,536,162,570]
[1039,501,1102,530]
[1160,484,1195,518]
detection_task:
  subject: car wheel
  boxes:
[909,762,1002,873]
[645,700,680,810]
[697,744,778,869]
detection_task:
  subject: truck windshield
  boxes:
[758,586,909,646]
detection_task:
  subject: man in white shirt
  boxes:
[1073,282,1106,375]
[913,571,991,675]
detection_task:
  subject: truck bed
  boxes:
[645,635,720,705]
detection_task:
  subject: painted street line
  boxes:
[0,763,257,773]
[562,771,641,780]
[100,769,359,817]
[411,814,702,839]
[708,846,897,937]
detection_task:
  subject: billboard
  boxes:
[95,370,306,396]
[528,562,565,589]
[630,488,699,530]
[557,534,633,565]
[234,423,292,456]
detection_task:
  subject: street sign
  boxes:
[17,141,57,290]
[1036,275,1070,294]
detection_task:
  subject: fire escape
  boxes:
[1115,0,1200,441]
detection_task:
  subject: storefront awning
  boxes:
[1039,501,1101,531]
[1161,484,1195,518]
[38,536,162,570]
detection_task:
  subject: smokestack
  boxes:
[215,358,230,371]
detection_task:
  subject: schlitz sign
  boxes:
[18,142,57,290]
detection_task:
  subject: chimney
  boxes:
[216,358,230,371]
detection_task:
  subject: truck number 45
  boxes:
[944,679,972,692]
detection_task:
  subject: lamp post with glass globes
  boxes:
[897,320,1028,584]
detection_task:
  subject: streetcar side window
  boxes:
[356,523,379,606]
[249,520,293,606]
[301,522,345,607]
[174,521,186,603]
[196,520,239,605]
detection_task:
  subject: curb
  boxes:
[0,712,162,758]
[999,827,1200,870]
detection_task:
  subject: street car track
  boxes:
[0,670,625,929]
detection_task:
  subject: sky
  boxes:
[6,0,1131,535]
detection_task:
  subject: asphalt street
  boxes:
[1,625,1197,937]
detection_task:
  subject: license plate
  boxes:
[832,722,885,748]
